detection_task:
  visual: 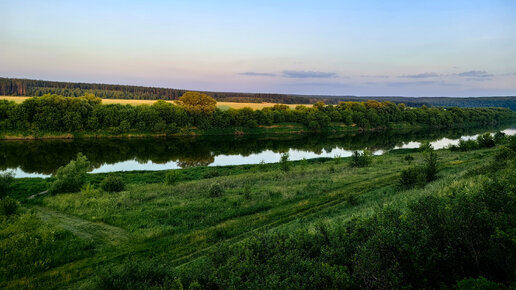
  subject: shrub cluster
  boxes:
[400,151,438,189]
[350,150,372,167]
[100,176,125,192]
[49,153,90,194]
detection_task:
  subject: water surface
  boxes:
[1,125,515,178]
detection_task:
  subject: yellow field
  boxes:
[0,96,311,109]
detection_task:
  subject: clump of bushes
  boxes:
[100,176,125,192]
[280,153,290,172]
[404,154,414,164]
[350,150,372,167]
[400,151,438,189]
[209,183,224,197]
[419,141,433,152]
[0,171,14,199]
[477,133,495,148]
[49,153,90,194]
[164,170,183,185]
[0,196,19,217]
[80,183,100,196]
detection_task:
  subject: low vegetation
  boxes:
[1,135,516,288]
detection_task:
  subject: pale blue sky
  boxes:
[1,0,515,96]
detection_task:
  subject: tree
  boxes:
[49,153,91,194]
[177,92,217,115]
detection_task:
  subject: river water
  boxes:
[1,125,515,178]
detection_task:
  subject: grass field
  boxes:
[2,146,510,288]
[0,96,311,109]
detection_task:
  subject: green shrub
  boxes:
[0,171,14,199]
[350,150,372,167]
[95,260,174,289]
[493,131,506,144]
[100,176,125,192]
[164,170,183,185]
[423,151,438,182]
[280,153,290,172]
[49,153,91,194]
[0,196,19,216]
[477,133,495,148]
[418,141,433,152]
[399,167,425,189]
[80,183,100,196]
[494,146,515,163]
[404,154,414,164]
[458,139,480,151]
[209,183,224,197]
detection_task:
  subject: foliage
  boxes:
[1,94,515,136]
[164,170,183,185]
[399,167,425,189]
[0,196,18,216]
[423,151,438,182]
[280,153,290,172]
[94,260,175,290]
[418,141,433,152]
[49,153,90,194]
[100,176,125,192]
[477,133,496,148]
[0,213,93,282]
[177,92,217,115]
[80,183,100,196]
[404,154,414,164]
[209,183,224,197]
[350,150,372,167]
[0,171,14,199]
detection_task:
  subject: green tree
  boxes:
[49,153,90,194]
[177,92,217,115]
[0,171,14,199]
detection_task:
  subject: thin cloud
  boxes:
[400,72,440,78]
[455,70,493,78]
[238,72,276,77]
[282,70,337,79]
[386,81,460,87]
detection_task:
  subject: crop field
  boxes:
[0,96,310,109]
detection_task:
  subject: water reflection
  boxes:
[1,125,515,178]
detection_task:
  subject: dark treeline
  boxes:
[3,77,516,108]
[1,94,515,135]
[0,78,310,104]
[1,125,510,174]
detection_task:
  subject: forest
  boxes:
[2,77,516,109]
[1,93,515,137]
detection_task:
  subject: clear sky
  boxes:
[1,0,515,96]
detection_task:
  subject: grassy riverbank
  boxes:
[2,142,516,288]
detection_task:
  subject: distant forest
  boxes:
[1,77,516,109]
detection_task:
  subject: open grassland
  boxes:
[2,146,512,289]
[0,96,310,109]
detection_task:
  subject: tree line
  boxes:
[2,77,516,108]
[0,93,515,135]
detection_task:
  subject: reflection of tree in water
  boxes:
[1,123,514,175]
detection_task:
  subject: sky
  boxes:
[1,0,516,97]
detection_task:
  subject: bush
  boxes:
[95,260,175,289]
[164,170,183,185]
[49,153,91,194]
[400,167,425,189]
[404,155,414,164]
[423,151,438,182]
[0,196,19,216]
[350,150,372,167]
[477,133,495,148]
[458,139,480,151]
[209,183,224,198]
[0,171,14,199]
[100,176,125,192]
[493,131,506,144]
[280,153,290,172]
[80,183,100,196]
[419,141,433,152]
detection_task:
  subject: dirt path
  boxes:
[30,205,131,245]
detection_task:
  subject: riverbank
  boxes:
[3,144,516,288]
[0,121,495,140]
